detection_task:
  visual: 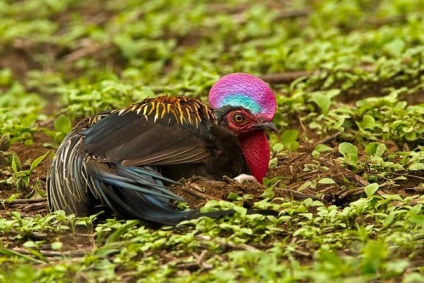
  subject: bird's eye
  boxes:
[233,114,245,123]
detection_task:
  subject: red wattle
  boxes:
[239,132,270,183]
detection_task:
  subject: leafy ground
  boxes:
[1,0,424,282]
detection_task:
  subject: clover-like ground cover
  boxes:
[1,0,424,282]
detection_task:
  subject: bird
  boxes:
[47,73,277,226]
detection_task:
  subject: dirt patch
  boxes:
[401,91,424,105]
[1,132,53,199]
[269,141,423,205]
[0,131,52,221]
[8,132,53,177]
[0,48,40,79]
[169,176,266,209]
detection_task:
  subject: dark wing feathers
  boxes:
[48,119,94,215]
[47,96,248,225]
[82,111,212,166]
[121,146,211,167]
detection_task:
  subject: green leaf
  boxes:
[318,178,336,184]
[29,151,50,172]
[227,192,240,201]
[297,181,311,191]
[338,142,358,167]
[0,248,44,264]
[361,240,387,275]
[272,143,284,153]
[403,273,424,283]
[5,193,19,203]
[105,220,139,244]
[365,143,378,155]
[410,215,424,226]
[11,155,18,173]
[312,144,333,158]
[383,39,405,57]
[364,183,379,197]
[311,93,331,114]
[285,141,299,151]
[409,163,424,171]
[375,144,386,157]
[405,132,417,141]
[314,144,333,153]
[358,115,375,130]
[385,260,410,275]
[382,214,395,227]
[274,130,299,152]
[54,114,72,134]
[51,241,63,251]
[233,206,247,215]
[281,130,298,143]
[299,213,313,220]
[23,241,37,248]
[365,143,386,157]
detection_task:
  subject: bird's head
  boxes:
[208,73,277,183]
[216,106,277,136]
[208,73,276,121]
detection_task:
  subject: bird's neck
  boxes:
[239,131,270,183]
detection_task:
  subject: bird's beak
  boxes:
[254,121,278,132]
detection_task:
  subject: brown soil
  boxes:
[169,176,266,209]
[0,132,52,200]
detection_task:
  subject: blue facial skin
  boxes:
[220,95,262,114]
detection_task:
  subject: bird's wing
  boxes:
[81,110,215,167]
[46,112,221,225]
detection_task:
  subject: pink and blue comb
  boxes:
[209,73,276,120]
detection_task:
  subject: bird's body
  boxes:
[47,73,277,225]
